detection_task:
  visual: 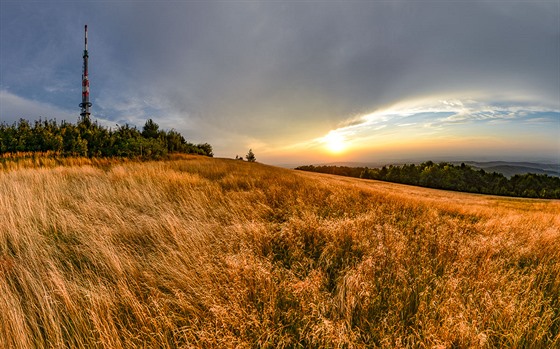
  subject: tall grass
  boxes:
[1,156,559,348]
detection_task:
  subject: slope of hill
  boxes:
[1,156,559,348]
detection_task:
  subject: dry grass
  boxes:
[1,155,559,348]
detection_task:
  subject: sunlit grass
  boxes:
[1,155,559,348]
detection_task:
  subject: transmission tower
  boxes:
[79,25,92,120]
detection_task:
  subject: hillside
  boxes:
[1,156,559,348]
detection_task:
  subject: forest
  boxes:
[296,161,560,199]
[0,117,213,159]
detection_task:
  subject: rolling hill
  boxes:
[1,155,559,348]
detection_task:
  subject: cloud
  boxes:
[0,90,119,130]
[1,1,558,160]
[0,90,76,124]
[295,96,559,151]
[74,2,558,145]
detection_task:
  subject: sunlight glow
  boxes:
[271,97,559,164]
[323,132,347,154]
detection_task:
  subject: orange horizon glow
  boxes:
[254,98,558,165]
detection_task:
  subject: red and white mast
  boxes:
[79,25,92,119]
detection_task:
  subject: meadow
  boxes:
[1,155,559,348]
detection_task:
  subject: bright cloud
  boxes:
[281,97,559,163]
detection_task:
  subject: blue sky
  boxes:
[1,1,558,164]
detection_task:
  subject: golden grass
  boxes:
[1,156,559,348]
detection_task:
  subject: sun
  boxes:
[323,132,347,154]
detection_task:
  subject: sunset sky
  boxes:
[1,1,558,165]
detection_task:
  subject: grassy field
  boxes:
[1,155,559,348]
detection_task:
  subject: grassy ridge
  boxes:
[1,156,559,348]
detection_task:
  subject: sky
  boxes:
[1,0,559,165]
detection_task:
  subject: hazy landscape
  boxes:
[1,155,559,348]
[1,1,559,348]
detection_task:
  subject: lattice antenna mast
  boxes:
[79,25,92,120]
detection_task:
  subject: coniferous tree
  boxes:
[246,149,256,162]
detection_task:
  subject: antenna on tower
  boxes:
[79,25,92,121]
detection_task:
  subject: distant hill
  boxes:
[296,160,560,178]
[453,161,560,178]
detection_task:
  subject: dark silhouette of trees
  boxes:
[0,117,213,159]
[246,149,256,162]
[296,165,363,178]
[296,162,560,199]
[196,143,214,158]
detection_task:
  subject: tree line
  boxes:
[0,117,213,159]
[296,161,560,199]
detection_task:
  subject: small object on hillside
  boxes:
[246,149,256,162]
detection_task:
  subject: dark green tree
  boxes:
[141,119,161,139]
[1,116,214,160]
[246,149,256,162]
[196,143,214,157]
